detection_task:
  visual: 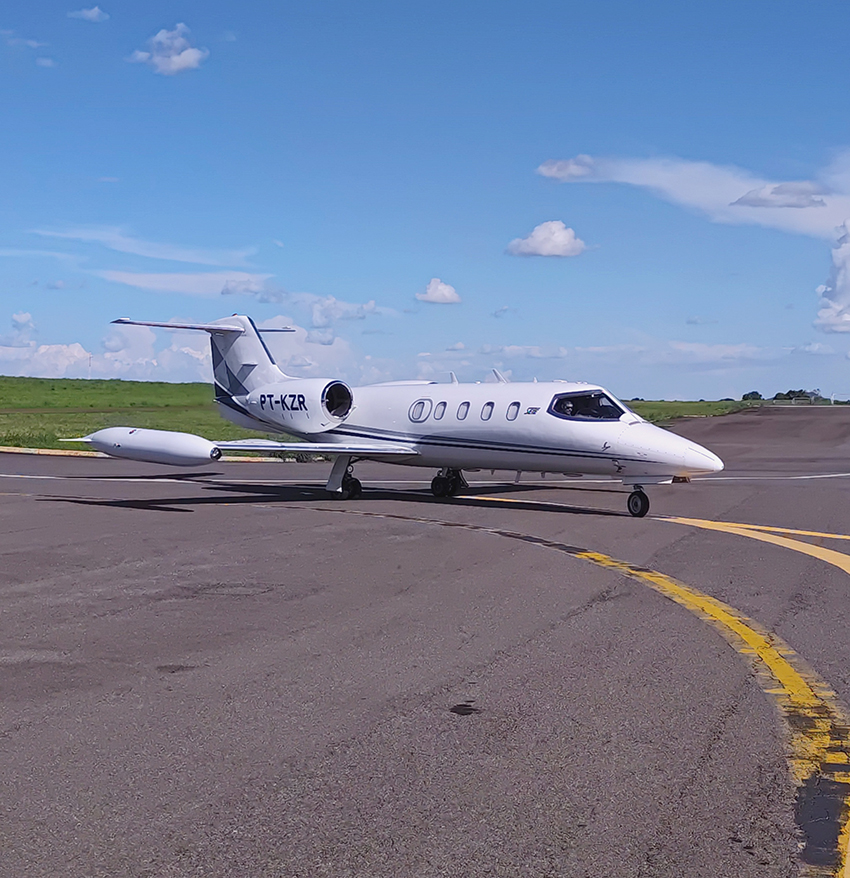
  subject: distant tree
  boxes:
[774,392,789,400]
[742,391,762,401]
[720,397,734,402]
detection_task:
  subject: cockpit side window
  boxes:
[548,391,624,421]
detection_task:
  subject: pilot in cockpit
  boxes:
[554,397,574,417]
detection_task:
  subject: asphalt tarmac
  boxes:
[3,405,850,877]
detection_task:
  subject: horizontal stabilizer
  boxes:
[215,439,417,456]
[112,318,245,334]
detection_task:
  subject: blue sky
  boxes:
[3,1,850,398]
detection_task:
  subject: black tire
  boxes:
[346,478,362,500]
[431,476,450,498]
[627,490,649,518]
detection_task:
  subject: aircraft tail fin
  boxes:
[112,315,295,397]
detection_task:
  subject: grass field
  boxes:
[0,377,276,449]
[0,376,760,450]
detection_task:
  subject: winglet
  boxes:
[492,369,509,384]
[449,371,459,384]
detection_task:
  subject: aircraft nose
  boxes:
[683,441,724,474]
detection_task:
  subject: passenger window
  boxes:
[506,401,520,421]
[409,398,433,422]
[481,401,494,421]
[434,401,446,420]
[457,401,470,420]
[549,392,624,421]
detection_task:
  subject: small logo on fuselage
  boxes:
[525,407,540,415]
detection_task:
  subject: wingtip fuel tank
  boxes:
[77,427,222,466]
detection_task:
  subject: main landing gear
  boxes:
[430,468,467,498]
[326,455,362,500]
[627,489,650,518]
[339,472,362,500]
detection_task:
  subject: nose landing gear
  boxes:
[431,468,467,498]
[627,489,650,518]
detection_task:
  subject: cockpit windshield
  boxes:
[548,390,625,421]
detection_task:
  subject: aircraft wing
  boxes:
[215,439,418,456]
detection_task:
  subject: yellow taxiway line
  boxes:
[308,503,850,877]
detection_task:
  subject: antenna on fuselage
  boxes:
[449,371,459,384]
[492,369,509,384]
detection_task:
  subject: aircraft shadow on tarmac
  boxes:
[39,479,627,517]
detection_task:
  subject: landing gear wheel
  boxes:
[627,490,650,518]
[431,476,451,498]
[336,474,362,500]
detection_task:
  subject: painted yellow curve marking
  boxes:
[304,504,850,877]
[663,515,850,877]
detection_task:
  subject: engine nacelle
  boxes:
[245,378,353,435]
[82,427,222,466]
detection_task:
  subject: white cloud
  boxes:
[537,150,850,338]
[5,35,47,49]
[68,6,109,22]
[446,342,465,351]
[35,57,55,68]
[815,223,850,332]
[0,248,80,262]
[129,23,208,76]
[538,155,596,180]
[480,343,570,359]
[0,312,35,347]
[507,220,586,257]
[793,342,834,355]
[416,278,461,304]
[732,182,827,209]
[537,152,850,240]
[33,227,254,266]
[98,270,272,296]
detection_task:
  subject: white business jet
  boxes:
[68,315,723,517]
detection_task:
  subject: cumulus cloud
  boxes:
[416,278,461,304]
[68,6,109,21]
[98,270,272,296]
[129,23,208,76]
[815,223,850,332]
[507,221,586,257]
[33,227,254,266]
[446,342,465,351]
[0,312,36,347]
